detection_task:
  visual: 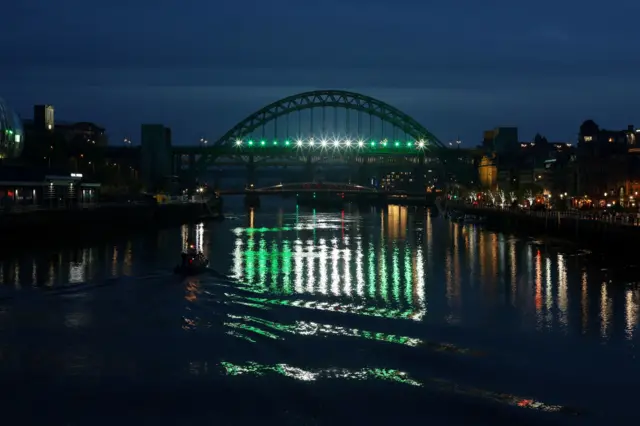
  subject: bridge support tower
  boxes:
[246,154,256,187]
[304,156,316,182]
[413,154,427,193]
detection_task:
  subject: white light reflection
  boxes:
[355,239,364,296]
[306,239,316,293]
[600,283,611,339]
[294,239,303,293]
[415,246,426,311]
[229,219,427,321]
[330,238,340,296]
[545,257,553,327]
[69,250,86,283]
[509,239,516,307]
[342,240,352,296]
[233,239,244,281]
[317,238,328,294]
[534,250,543,329]
[625,289,638,340]
[195,223,204,253]
[181,224,189,252]
[557,254,568,330]
[581,272,588,334]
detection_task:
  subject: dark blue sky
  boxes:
[2,0,638,146]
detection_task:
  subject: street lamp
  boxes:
[123,137,131,146]
[456,138,461,149]
[200,138,208,146]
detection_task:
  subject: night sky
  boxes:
[2,0,638,146]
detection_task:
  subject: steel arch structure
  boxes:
[213,90,445,149]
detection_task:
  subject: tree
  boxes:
[525,190,535,206]
[497,189,506,207]
[533,133,549,145]
[580,119,599,135]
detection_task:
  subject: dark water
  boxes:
[0,198,639,425]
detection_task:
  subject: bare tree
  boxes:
[498,189,506,207]
[488,191,496,205]
[509,191,517,204]
[525,190,534,206]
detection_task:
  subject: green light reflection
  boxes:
[219,361,574,414]
[221,361,421,387]
[232,209,427,321]
[392,242,400,303]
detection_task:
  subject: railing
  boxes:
[459,203,640,227]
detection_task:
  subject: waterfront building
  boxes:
[577,120,639,206]
[23,104,108,152]
[0,165,100,208]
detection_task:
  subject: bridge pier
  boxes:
[357,158,373,186]
[413,154,427,193]
[246,154,256,187]
[244,192,261,208]
[304,156,316,182]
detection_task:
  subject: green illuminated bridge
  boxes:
[170,90,481,185]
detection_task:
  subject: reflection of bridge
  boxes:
[164,90,481,187]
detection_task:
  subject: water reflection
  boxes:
[0,225,206,291]
[224,206,640,344]
[228,209,427,321]
[2,207,640,422]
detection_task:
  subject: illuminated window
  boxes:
[584,136,593,142]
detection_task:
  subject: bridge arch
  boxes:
[213,90,445,149]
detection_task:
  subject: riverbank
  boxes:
[453,205,636,257]
[0,202,223,255]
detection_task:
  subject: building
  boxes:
[55,121,107,145]
[140,124,173,191]
[0,97,25,160]
[0,165,100,209]
[33,104,55,131]
[577,120,638,204]
[482,127,519,154]
[23,104,108,149]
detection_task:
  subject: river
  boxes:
[0,197,638,425]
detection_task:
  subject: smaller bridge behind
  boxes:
[218,181,378,195]
[216,182,434,198]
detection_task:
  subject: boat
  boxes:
[174,252,209,276]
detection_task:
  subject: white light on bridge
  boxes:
[229,138,431,150]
